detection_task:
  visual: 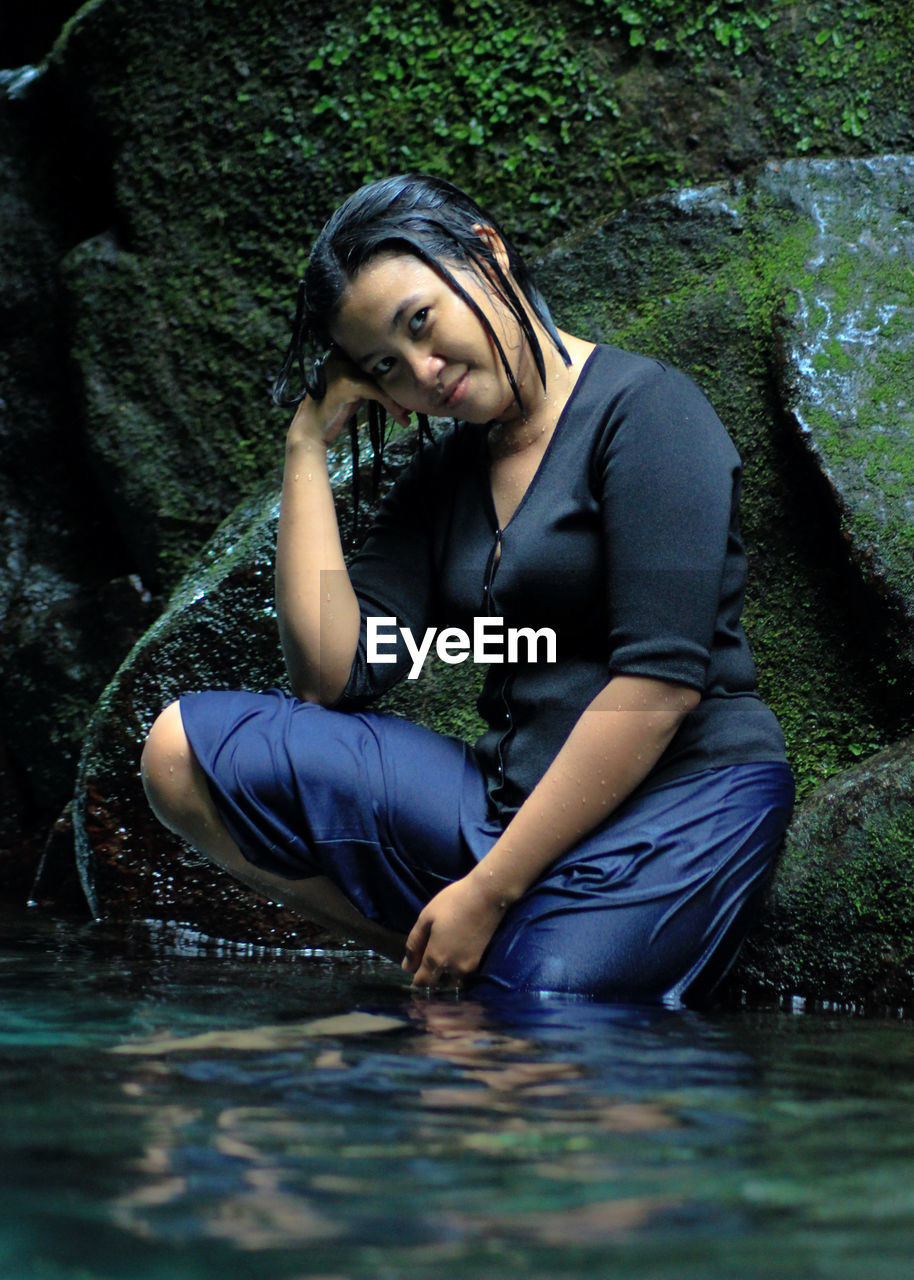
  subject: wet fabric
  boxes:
[180,688,794,1006]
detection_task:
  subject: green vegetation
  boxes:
[259,0,914,253]
[589,0,776,53]
[836,805,914,931]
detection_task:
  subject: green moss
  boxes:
[53,0,914,258]
[835,805,914,932]
[763,1,914,155]
[769,197,914,602]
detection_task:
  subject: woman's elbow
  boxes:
[658,682,701,728]
[288,676,346,706]
[614,676,701,740]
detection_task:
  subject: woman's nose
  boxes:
[406,352,445,388]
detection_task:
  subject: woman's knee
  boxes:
[140,700,210,836]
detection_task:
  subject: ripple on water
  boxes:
[1,906,913,1279]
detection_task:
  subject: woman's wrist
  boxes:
[285,402,331,454]
[466,853,525,915]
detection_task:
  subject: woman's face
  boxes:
[329,251,529,424]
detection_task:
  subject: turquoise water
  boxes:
[2,904,913,1280]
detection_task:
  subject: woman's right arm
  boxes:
[274,358,410,705]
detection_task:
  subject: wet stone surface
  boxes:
[769,157,914,650]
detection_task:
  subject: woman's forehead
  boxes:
[347,250,440,295]
[346,248,471,304]
[333,252,475,345]
[336,252,431,314]
[330,256,429,354]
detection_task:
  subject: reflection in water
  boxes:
[106,991,750,1258]
[4,910,914,1279]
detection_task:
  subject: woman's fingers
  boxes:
[402,878,502,989]
[413,956,463,989]
[324,348,412,431]
[377,393,412,430]
[403,918,464,988]
[402,916,431,974]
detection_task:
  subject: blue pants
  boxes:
[179,689,794,1006]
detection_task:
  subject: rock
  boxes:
[0,81,154,845]
[40,3,308,592]
[734,734,914,1008]
[71,479,295,937]
[2,572,158,810]
[70,441,482,940]
[768,156,914,666]
[60,233,260,588]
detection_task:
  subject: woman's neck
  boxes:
[488,329,593,454]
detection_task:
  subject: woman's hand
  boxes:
[287,348,412,449]
[402,873,509,989]
[277,344,409,705]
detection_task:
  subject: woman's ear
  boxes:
[472,222,511,274]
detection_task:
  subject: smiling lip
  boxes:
[442,372,468,409]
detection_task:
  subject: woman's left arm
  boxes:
[405,362,739,987]
[403,672,699,986]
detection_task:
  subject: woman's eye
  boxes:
[408,308,429,336]
[372,356,396,378]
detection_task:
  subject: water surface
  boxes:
[1,904,912,1279]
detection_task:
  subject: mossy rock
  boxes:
[767,156,914,660]
[70,436,482,941]
[734,734,914,1008]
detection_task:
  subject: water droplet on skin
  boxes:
[307,472,313,480]
[293,473,300,481]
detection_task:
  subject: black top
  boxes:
[339,344,787,820]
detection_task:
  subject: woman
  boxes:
[141,174,793,1004]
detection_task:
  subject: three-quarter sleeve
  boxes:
[594,364,742,692]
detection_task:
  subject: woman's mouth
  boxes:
[442,372,468,410]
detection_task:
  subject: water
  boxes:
[2,904,913,1280]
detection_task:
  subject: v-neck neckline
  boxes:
[480,344,598,536]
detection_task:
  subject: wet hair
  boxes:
[272,173,571,511]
